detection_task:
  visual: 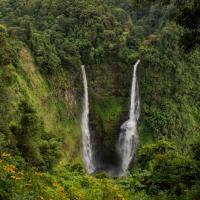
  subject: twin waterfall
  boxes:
[81,60,140,176]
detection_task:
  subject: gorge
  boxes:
[81,60,140,176]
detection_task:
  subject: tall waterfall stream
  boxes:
[81,60,140,176]
[81,65,95,174]
[117,60,140,175]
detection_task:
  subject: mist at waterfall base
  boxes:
[80,61,140,177]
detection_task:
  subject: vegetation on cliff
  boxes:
[0,0,199,199]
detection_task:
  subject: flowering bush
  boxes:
[0,152,69,200]
[0,153,127,200]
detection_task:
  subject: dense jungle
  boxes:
[0,0,200,199]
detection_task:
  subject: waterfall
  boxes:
[81,65,95,174]
[117,60,140,174]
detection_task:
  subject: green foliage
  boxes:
[134,140,200,198]
[30,31,61,74]
[8,101,62,170]
[137,140,177,169]
[138,21,200,148]
[0,1,199,200]
[0,30,13,66]
[0,153,69,200]
[11,101,43,164]
[191,135,200,161]
[0,153,128,200]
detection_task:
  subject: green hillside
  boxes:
[0,0,199,199]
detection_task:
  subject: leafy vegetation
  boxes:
[0,0,199,199]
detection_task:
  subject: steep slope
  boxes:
[0,30,81,167]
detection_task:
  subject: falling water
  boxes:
[118,60,140,175]
[81,65,95,174]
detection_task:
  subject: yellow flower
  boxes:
[59,190,68,200]
[52,182,60,187]
[35,172,43,176]
[1,152,10,157]
[5,165,16,173]
[10,175,21,180]
[59,186,65,192]
[79,191,85,200]
[117,193,125,200]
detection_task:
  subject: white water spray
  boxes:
[81,65,95,174]
[118,60,140,174]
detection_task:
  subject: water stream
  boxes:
[81,65,95,174]
[117,60,140,175]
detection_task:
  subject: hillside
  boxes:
[0,0,200,199]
